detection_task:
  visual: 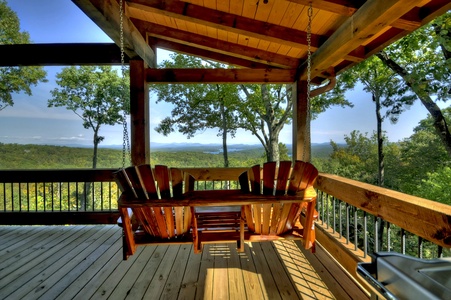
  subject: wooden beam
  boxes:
[127,0,325,50]
[149,38,272,69]
[299,0,427,81]
[286,0,360,16]
[133,19,298,69]
[72,0,156,68]
[130,60,150,165]
[292,81,310,161]
[145,68,296,83]
[315,173,451,249]
[0,43,128,66]
[287,0,451,33]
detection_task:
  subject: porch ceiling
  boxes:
[72,0,450,84]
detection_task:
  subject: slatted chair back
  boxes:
[115,164,194,239]
[239,160,318,236]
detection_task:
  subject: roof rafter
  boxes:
[299,0,431,81]
[146,68,296,83]
[133,19,299,69]
[148,38,272,69]
[72,0,156,68]
[127,0,324,50]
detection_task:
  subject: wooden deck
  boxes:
[0,225,368,300]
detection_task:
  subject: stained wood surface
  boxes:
[0,225,368,299]
[119,188,317,207]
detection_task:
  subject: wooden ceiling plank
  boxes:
[135,20,298,68]
[127,0,324,50]
[299,0,426,80]
[242,0,258,19]
[254,0,275,22]
[266,0,290,25]
[286,0,360,16]
[72,0,156,67]
[229,0,244,15]
[216,0,229,13]
[279,2,303,28]
[146,68,296,83]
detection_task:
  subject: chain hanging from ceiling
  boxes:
[119,0,131,168]
[302,3,313,162]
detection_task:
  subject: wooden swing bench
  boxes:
[115,161,318,260]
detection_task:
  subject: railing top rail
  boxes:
[0,168,117,182]
[316,173,451,249]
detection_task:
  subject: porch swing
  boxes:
[115,2,318,260]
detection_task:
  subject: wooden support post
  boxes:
[292,80,311,162]
[130,59,150,165]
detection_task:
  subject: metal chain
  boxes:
[303,3,313,162]
[120,0,131,168]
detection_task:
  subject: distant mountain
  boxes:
[97,142,338,158]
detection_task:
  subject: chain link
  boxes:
[120,0,131,168]
[303,3,313,162]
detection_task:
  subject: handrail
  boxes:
[315,173,451,249]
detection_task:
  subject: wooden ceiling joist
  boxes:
[148,38,272,69]
[299,0,430,81]
[135,19,299,69]
[146,68,296,84]
[127,0,324,50]
[0,43,128,66]
[72,0,156,68]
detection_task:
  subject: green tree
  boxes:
[376,12,451,157]
[155,53,352,164]
[396,107,450,194]
[347,56,416,186]
[238,84,291,162]
[49,66,129,169]
[153,54,241,167]
[0,0,47,110]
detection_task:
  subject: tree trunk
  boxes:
[374,94,385,187]
[376,51,451,158]
[220,99,229,167]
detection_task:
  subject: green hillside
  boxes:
[0,143,333,169]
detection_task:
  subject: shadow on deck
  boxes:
[0,225,367,299]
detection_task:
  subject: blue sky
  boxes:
[2,0,440,147]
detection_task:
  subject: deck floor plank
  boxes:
[239,242,269,299]
[257,241,301,300]
[177,243,202,300]
[122,245,169,300]
[195,244,214,300]
[211,244,230,300]
[226,244,247,299]
[0,226,69,270]
[13,225,113,300]
[37,226,120,300]
[73,247,146,300]
[0,225,90,297]
[0,225,47,252]
[0,226,368,300]
[108,245,160,300]
[161,244,192,300]
[55,230,123,300]
[141,244,181,299]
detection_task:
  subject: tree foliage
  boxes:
[376,11,451,157]
[0,0,47,110]
[153,54,241,167]
[49,66,129,168]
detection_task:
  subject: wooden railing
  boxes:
[0,168,120,224]
[0,167,450,279]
